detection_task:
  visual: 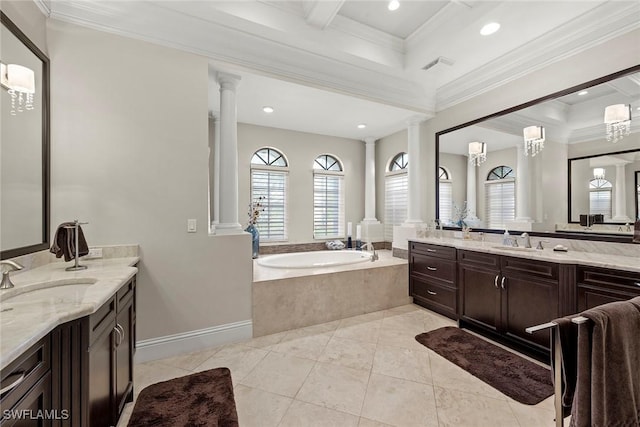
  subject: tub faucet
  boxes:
[362,242,378,262]
[0,260,24,289]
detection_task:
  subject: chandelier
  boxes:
[593,168,605,180]
[523,125,545,157]
[1,62,35,115]
[468,141,487,167]
[604,104,631,143]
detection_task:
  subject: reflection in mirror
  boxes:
[436,65,640,238]
[0,12,49,259]
[636,171,640,221]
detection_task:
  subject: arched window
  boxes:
[439,167,453,226]
[485,165,515,229]
[589,178,612,219]
[384,153,408,241]
[313,154,344,238]
[251,148,288,241]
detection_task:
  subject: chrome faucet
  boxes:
[0,260,24,289]
[520,233,532,248]
[362,242,378,262]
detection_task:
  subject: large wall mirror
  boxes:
[436,65,640,241]
[1,12,50,259]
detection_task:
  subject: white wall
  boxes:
[46,19,252,342]
[375,129,406,240]
[439,153,467,219]
[1,1,47,53]
[237,123,365,243]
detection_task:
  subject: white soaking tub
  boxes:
[256,250,373,269]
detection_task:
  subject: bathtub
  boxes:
[256,250,373,269]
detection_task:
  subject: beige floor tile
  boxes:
[334,319,382,344]
[296,362,370,416]
[423,311,456,332]
[269,330,333,360]
[338,311,385,328]
[358,417,395,427]
[360,373,439,427]
[507,399,557,427]
[193,346,268,385]
[279,400,359,427]
[133,362,192,398]
[434,386,519,427]
[318,336,377,371]
[149,347,222,371]
[244,331,289,349]
[239,351,315,397]
[377,325,430,351]
[381,311,427,332]
[372,343,433,384]
[115,402,134,427]
[383,304,423,317]
[300,319,342,334]
[234,385,293,427]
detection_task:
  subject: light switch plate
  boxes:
[187,219,197,233]
[85,247,103,259]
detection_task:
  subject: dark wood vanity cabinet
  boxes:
[576,266,640,310]
[409,242,458,319]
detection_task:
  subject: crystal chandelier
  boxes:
[468,141,487,166]
[593,168,605,180]
[523,125,545,157]
[1,62,35,115]
[604,104,631,143]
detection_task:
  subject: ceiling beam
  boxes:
[304,0,345,30]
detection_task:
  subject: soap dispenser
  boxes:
[502,229,510,246]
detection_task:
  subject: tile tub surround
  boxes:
[252,250,411,337]
[0,256,139,370]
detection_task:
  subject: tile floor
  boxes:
[118,304,558,427]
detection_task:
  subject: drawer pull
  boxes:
[0,371,25,394]
[427,266,437,271]
[635,282,640,287]
[494,275,499,288]
[427,290,437,296]
[114,325,123,347]
[426,249,436,252]
[501,277,506,290]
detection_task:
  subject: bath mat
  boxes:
[415,327,553,405]
[128,367,239,427]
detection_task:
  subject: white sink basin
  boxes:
[491,246,539,252]
[0,280,97,305]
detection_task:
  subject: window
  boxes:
[251,148,288,241]
[313,154,344,238]
[384,153,408,241]
[485,166,515,229]
[589,178,612,219]
[439,167,453,226]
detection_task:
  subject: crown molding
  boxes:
[436,2,640,111]
[33,0,51,17]
[330,15,405,54]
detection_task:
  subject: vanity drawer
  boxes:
[116,277,135,312]
[410,254,456,285]
[410,277,457,318]
[0,336,50,411]
[89,296,116,345]
[410,242,456,260]
[458,250,500,268]
[577,266,640,290]
[501,256,558,281]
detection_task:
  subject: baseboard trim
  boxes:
[135,319,253,363]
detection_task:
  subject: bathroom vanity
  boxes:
[409,239,640,359]
[0,257,137,427]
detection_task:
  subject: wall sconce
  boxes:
[523,125,545,157]
[1,62,35,115]
[468,141,487,167]
[604,104,631,143]
[593,168,605,180]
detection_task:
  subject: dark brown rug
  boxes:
[128,367,239,427]
[415,327,553,405]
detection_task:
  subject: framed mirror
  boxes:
[436,64,640,240]
[1,12,50,259]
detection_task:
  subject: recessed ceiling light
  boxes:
[262,106,274,113]
[578,90,589,96]
[357,124,367,129]
[388,0,400,11]
[480,22,500,36]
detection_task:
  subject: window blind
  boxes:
[485,179,515,229]
[439,181,453,226]
[590,190,612,219]
[384,173,408,241]
[313,173,344,238]
[251,169,288,241]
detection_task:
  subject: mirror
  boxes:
[0,12,49,259]
[436,65,640,239]
[637,171,640,221]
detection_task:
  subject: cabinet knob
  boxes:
[427,290,437,295]
[427,266,437,271]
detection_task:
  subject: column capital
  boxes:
[406,115,427,127]
[363,136,376,145]
[217,72,241,91]
[209,111,220,121]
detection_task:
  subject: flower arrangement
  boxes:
[247,196,265,226]
[452,201,470,228]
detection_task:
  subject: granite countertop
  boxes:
[0,257,139,370]
[410,237,640,273]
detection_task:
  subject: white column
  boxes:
[404,117,424,224]
[515,145,532,221]
[362,137,378,223]
[612,163,631,222]
[464,157,479,223]
[214,72,243,234]
[209,114,220,229]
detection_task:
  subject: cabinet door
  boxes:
[86,324,114,427]
[459,264,501,332]
[2,372,52,427]
[501,276,558,349]
[114,298,134,419]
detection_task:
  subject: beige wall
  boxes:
[439,153,467,220]
[237,123,365,243]
[1,1,47,53]
[47,20,252,341]
[375,129,407,238]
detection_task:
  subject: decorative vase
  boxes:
[246,224,259,258]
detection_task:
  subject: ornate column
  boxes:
[612,163,631,222]
[404,117,424,224]
[209,113,220,229]
[363,137,378,223]
[214,72,243,235]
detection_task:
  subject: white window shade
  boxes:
[589,190,611,219]
[485,179,515,229]
[439,181,453,225]
[251,169,288,241]
[384,173,408,241]
[313,173,344,239]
